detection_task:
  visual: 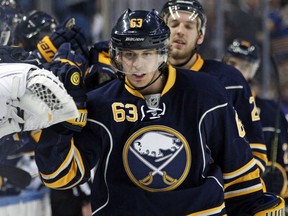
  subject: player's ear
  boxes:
[197,34,204,45]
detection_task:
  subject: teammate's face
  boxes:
[166,10,204,64]
[225,57,253,80]
[120,49,162,90]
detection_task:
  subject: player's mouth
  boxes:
[132,73,145,79]
[173,39,186,48]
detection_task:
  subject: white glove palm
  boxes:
[0,63,79,138]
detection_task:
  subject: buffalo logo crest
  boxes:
[123,125,191,192]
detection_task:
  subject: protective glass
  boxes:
[111,47,168,75]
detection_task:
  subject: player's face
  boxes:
[225,57,252,80]
[120,49,162,89]
[166,10,204,63]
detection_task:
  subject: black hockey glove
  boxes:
[32,18,89,64]
[86,41,116,91]
[54,42,89,75]
[43,43,88,132]
[252,193,285,215]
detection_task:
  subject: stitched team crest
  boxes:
[123,125,191,192]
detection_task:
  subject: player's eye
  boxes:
[123,52,136,60]
[168,20,179,28]
[142,52,153,57]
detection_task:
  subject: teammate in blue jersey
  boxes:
[160,0,267,174]
[34,9,285,215]
[223,38,288,205]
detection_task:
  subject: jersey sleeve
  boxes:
[202,97,266,215]
[35,123,100,190]
[227,72,267,174]
[213,99,284,215]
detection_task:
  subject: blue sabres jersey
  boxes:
[255,96,288,197]
[35,66,265,215]
[255,97,288,173]
[87,47,266,173]
[190,54,267,173]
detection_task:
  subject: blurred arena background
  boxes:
[13,0,288,102]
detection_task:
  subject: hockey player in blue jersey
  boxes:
[160,0,267,174]
[223,38,288,207]
[34,9,285,215]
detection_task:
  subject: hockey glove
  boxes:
[252,193,285,215]
[43,43,88,132]
[33,18,89,63]
[86,41,116,91]
[262,161,288,196]
[53,42,89,75]
[0,63,79,138]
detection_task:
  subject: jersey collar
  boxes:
[190,54,204,71]
[124,65,176,98]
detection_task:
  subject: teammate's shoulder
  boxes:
[0,45,30,63]
[175,66,224,86]
[173,66,228,99]
[204,59,248,83]
[204,59,244,76]
[256,96,278,108]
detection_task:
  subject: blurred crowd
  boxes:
[198,0,288,120]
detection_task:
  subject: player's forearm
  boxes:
[249,143,268,173]
[35,125,89,189]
